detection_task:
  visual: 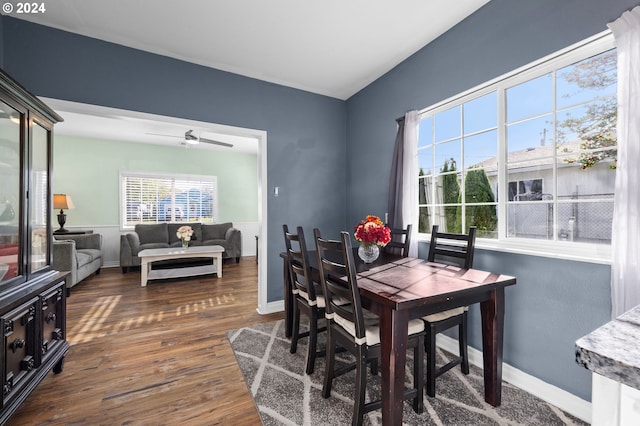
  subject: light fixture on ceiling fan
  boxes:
[146,129,234,148]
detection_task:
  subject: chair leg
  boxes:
[426,324,437,398]
[290,302,300,354]
[370,358,378,376]
[306,309,318,375]
[353,346,367,426]
[460,312,469,375]
[413,335,425,413]
[322,326,335,398]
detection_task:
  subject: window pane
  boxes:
[466,205,498,239]
[508,159,552,202]
[556,155,615,199]
[508,202,554,239]
[418,147,432,176]
[506,74,553,122]
[507,115,553,162]
[438,174,460,206]
[434,106,460,142]
[556,98,617,148]
[418,116,432,148]
[557,201,613,243]
[464,92,497,134]
[418,206,430,233]
[464,130,497,170]
[433,172,461,232]
[434,139,461,172]
[556,50,616,110]
[423,174,441,228]
[463,168,497,236]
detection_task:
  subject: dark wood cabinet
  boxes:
[0,68,67,424]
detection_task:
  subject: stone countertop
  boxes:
[576,305,640,390]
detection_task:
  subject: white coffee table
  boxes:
[138,245,225,287]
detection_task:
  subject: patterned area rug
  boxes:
[227,319,586,426]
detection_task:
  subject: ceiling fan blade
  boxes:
[145,132,184,139]
[198,137,234,148]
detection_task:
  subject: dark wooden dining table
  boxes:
[281,250,516,425]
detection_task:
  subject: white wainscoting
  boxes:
[64,222,259,268]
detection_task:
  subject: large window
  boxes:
[418,34,616,249]
[120,172,218,229]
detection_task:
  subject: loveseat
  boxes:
[53,233,103,290]
[119,222,242,273]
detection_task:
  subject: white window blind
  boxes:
[120,172,218,229]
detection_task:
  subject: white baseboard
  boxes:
[438,334,591,423]
[258,300,284,315]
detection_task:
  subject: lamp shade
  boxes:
[53,194,75,210]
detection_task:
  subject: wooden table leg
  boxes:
[215,253,223,277]
[283,256,293,338]
[379,307,409,425]
[141,259,149,287]
[480,288,505,406]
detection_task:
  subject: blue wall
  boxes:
[2,0,637,402]
[347,0,639,401]
[1,16,348,303]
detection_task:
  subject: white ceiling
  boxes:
[7,0,490,151]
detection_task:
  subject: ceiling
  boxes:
[43,98,263,154]
[7,0,490,151]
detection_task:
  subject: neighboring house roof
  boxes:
[473,140,590,172]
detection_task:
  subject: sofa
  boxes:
[53,233,103,289]
[119,222,242,273]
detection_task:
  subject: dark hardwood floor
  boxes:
[10,257,282,425]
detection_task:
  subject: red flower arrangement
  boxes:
[354,215,391,247]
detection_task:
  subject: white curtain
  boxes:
[608,6,640,318]
[402,111,419,258]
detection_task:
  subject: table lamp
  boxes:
[53,194,75,233]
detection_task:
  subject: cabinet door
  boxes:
[0,99,23,284]
[29,121,51,273]
[1,297,38,406]
[40,281,66,362]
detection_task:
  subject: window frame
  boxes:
[119,171,218,231]
[416,31,616,264]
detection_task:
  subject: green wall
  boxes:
[52,135,258,226]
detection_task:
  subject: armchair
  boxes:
[53,233,103,289]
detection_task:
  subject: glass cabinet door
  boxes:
[0,99,21,283]
[30,121,50,271]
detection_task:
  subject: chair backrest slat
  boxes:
[384,224,412,257]
[314,228,366,339]
[427,225,477,269]
[283,225,317,301]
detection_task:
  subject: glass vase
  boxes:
[181,239,189,249]
[358,244,379,263]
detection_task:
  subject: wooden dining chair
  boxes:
[383,224,412,257]
[423,224,477,398]
[314,228,425,425]
[283,224,326,375]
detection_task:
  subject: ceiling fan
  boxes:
[146,129,233,148]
